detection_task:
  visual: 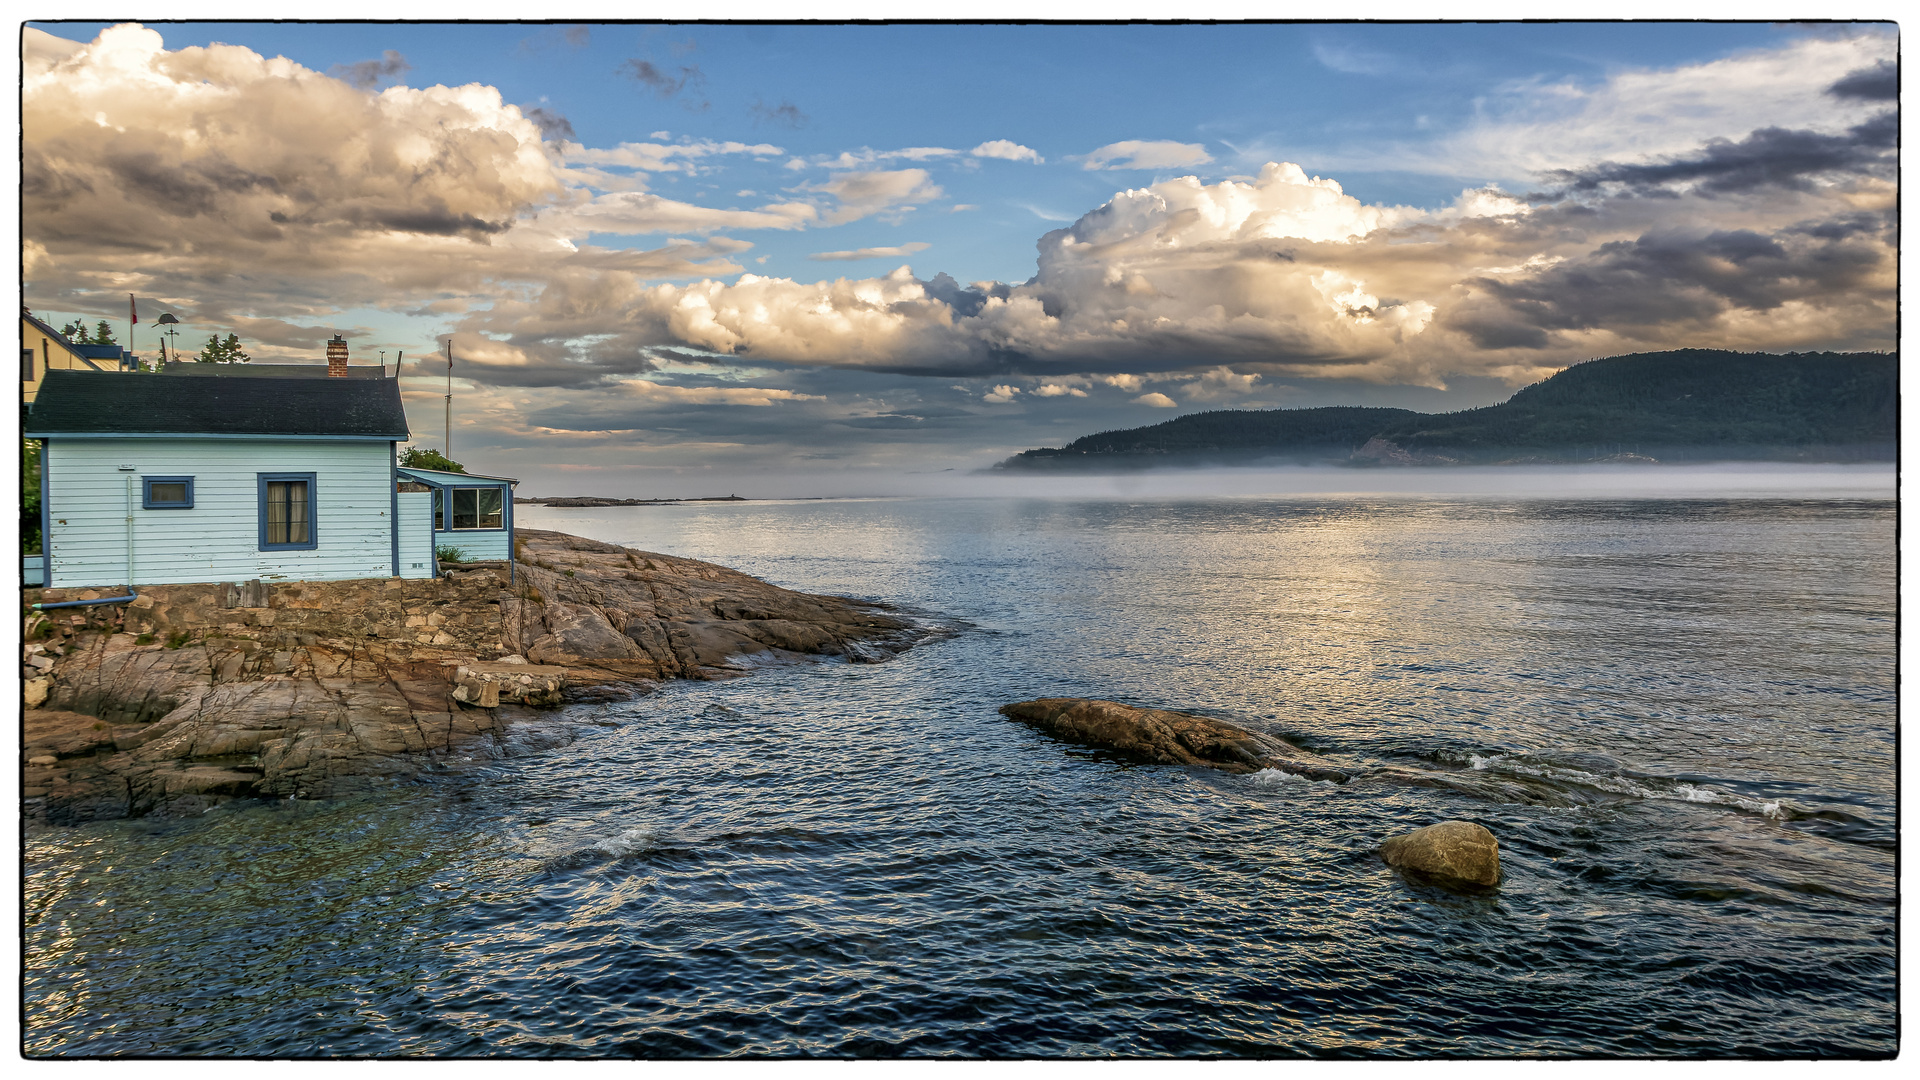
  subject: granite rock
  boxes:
[999,697,1350,782]
[24,529,926,823]
[1378,820,1502,888]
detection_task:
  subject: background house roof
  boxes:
[26,368,410,437]
[160,361,389,379]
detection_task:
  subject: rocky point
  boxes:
[23,528,924,824]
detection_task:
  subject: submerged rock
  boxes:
[1378,820,1502,888]
[998,698,1350,782]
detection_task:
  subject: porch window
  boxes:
[450,487,503,530]
[258,473,318,550]
[142,476,194,509]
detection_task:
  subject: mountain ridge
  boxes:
[995,350,1896,470]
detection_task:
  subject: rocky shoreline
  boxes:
[22,528,927,824]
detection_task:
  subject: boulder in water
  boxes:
[998,697,1349,781]
[1379,820,1502,888]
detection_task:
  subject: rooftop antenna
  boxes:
[445,338,453,459]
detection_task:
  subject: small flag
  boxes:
[129,294,138,325]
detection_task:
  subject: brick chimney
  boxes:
[326,334,349,377]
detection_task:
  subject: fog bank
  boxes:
[517,462,1894,502]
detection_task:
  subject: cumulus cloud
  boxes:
[1182,366,1262,401]
[971,139,1043,163]
[1134,392,1177,407]
[983,385,1020,403]
[1031,383,1087,397]
[24,23,1895,411]
[582,145,1890,386]
[21,23,761,369]
[809,242,931,261]
[1080,139,1213,171]
[803,168,944,224]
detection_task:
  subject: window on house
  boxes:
[450,487,503,530]
[22,348,34,382]
[433,489,443,531]
[258,473,317,550]
[142,476,194,509]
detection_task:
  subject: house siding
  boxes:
[45,438,397,587]
[437,520,512,561]
[397,490,436,579]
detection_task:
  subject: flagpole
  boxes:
[445,338,453,459]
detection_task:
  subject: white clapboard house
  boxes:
[24,363,501,589]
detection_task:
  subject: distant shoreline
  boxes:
[514,495,749,507]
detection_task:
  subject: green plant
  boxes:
[134,632,155,645]
[563,569,575,578]
[164,631,192,649]
[401,447,465,473]
[436,544,468,564]
[22,438,41,555]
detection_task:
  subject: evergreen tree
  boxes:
[58,320,87,341]
[195,333,251,364]
[91,320,117,345]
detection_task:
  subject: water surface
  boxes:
[25,495,1897,1057]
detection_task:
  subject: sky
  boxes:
[18,17,1899,496]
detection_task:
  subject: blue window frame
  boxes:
[142,475,194,509]
[257,472,318,550]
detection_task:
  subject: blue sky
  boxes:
[21,20,1897,494]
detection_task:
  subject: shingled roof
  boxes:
[26,369,410,437]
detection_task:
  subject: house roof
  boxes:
[26,368,410,438]
[160,361,389,379]
[397,465,519,485]
[22,310,70,343]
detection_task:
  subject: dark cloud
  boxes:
[1454,224,1887,346]
[750,98,809,128]
[564,26,591,48]
[1545,114,1896,196]
[921,272,1010,318]
[330,50,411,90]
[1827,58,1896,100]
[621,58,706,107]
[525,107,576,144]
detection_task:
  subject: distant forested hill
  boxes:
[996,350,1896,470]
